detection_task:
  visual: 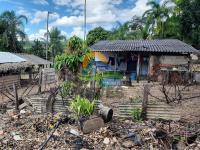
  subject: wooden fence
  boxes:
[0,75,20,92]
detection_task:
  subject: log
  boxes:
[98,104,113,123]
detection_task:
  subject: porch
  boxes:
[95,51,150,86]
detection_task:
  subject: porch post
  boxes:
[115,53,117,70]
[137,54,140,82]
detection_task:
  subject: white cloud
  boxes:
[32,0,49,5]
[28,29,46,41]
[31,11,59,24]
[17,7,32,18]
[53,0,71,6]
[51,0,150,29]
[70,27,84,39]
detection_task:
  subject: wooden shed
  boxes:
[0,52,31,92]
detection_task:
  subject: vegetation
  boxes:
[0,11,27,52]
[54,53,84,73]
[59,81,75,98]
[48,27,66,60]
[131,108,142,121]
[29,39,45,58]
[65,36,83,54]
[87,27,110,46]
[69,95,95,118]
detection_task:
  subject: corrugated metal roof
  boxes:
[91,39,199,54]
[0,52,27,64]
[15,53,52,65]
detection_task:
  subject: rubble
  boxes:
[0,109,200,149]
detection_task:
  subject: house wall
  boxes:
[159,56,189,65]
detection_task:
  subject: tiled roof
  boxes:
[91,39,199,54]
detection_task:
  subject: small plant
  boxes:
[69,95,95,119]
[131,108,142,121]
[60,81,74,98]
[129,96,142,103]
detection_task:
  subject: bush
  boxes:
[60,81,74,98]
[131,108,142,121]
[69,95,95,119]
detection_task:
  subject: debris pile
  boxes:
[0,109,200,149]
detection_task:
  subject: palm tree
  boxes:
[48,27,66,59]
[143,0,173,38]
[0,11,27,52]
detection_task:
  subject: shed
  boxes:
[0,52,31,91]
[90,39,199,84]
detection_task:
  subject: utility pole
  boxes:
[46,11,52,60]
[84,0,87,42]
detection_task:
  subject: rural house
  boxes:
[90,39,199,85]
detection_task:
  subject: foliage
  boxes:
[59,81,74,97]
[69,95,95,118]
[0,10,27,52]
[87,27,110,46]
[65,35,83,54]
[54,53,84,73]
[30,39,45,58]
[49,27,66,60]
[131,108,142,121]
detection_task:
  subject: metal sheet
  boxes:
[0,52,26,64]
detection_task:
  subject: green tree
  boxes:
[108,22,129,40]
[0,11,27,52]
[30,39,45,58]
[175,0,200,48]
[86,27,110,46]
[143,0,173,38]
[49,27,66,59]
[65,35,83,54]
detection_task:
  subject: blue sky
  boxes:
[0,0,155,41]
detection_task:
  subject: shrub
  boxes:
[69,95,95,119]
[131,108,142,121]
[60,81,74,98]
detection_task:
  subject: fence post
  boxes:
[13,83,19,110]
[141,84,149,120]
[38,68,42,93]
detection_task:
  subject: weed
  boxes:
[69,95,95,119]
[131,108,142,121]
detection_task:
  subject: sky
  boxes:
[0,0,158,41]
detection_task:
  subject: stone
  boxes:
[69,128,80,136]
[103,137,110,145]
[124,133,143,146]
[82,116,104,134]
[122,140,134,148]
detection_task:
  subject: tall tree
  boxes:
[86,27,110,46]
[143,0,173,38]
[0,11,27,52]
[30,39,45,58]
[49,27,66,59]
